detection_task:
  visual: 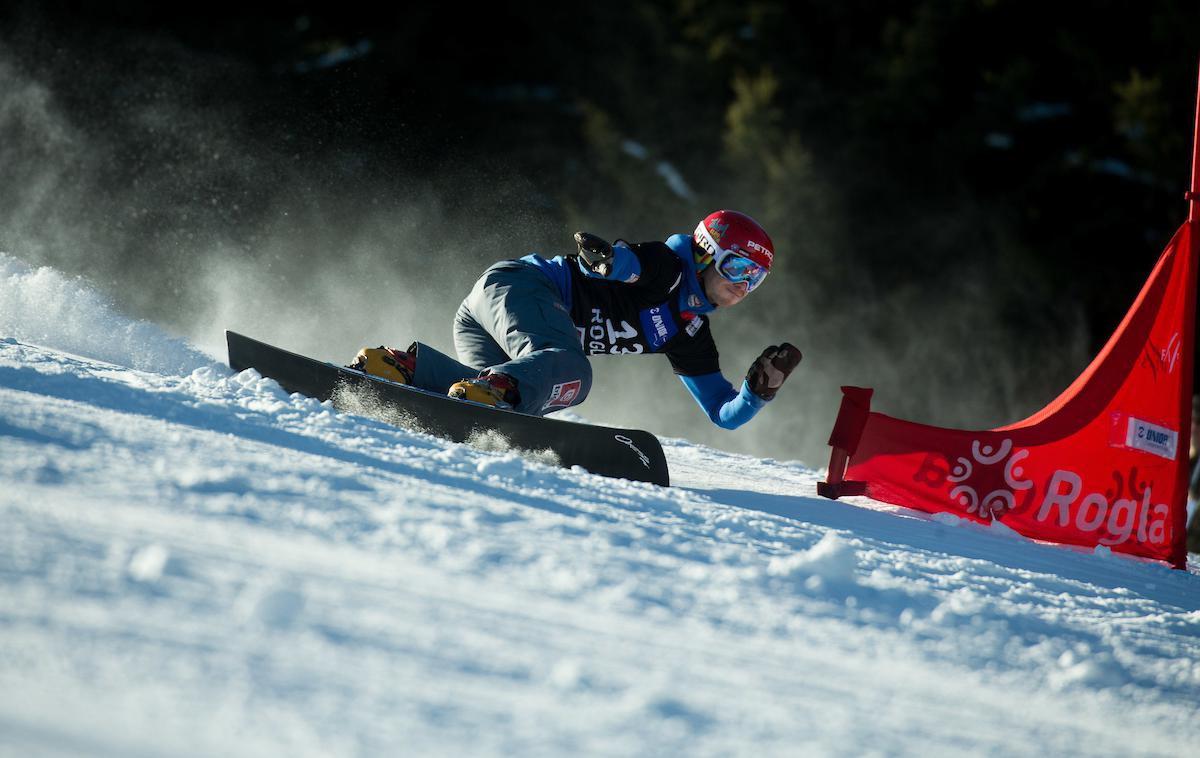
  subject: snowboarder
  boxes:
[351,209,802,429]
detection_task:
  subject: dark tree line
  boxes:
[2,1,1199,427]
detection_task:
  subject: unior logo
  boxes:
[649,308,669,339]
[639,305,678,350]
[1126,416,1177,460]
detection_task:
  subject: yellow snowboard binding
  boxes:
[351,346,415,385]
[447,372,519,409]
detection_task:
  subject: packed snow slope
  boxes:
[1,254,1199,757]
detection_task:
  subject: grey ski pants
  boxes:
[408,260,592,416]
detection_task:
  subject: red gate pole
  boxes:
[1190,58,1200,223]
[1178,58,1200,567]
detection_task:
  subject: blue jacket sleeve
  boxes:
[576,242,641,283]
[679,372,768,430]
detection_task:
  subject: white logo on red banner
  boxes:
[944,438,1031,520]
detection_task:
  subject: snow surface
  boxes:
[1,254,1199,756]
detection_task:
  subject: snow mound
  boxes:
[467,428,561,467]
[0,252,215,375]
[767,532,860,592]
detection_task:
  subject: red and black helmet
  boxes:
[693,210,774,291]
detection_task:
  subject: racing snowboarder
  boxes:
[351,209,801,429]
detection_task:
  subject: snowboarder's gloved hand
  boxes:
[746,343,802,401]
[574,231,614,277]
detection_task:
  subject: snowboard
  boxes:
[226,331,670,486]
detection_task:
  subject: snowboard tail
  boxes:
[226,331,670,486]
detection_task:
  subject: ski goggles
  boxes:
[716,251,769,291]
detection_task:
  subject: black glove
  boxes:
[746,343,802,401]
[574,231,614,277]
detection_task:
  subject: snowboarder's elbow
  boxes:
[708,388,764,429]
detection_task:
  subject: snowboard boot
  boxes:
[350,345,416,385]
[447,371,520,410]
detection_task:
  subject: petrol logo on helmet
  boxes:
[746,239,773,263]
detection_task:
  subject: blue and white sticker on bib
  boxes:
[639,305,677,350]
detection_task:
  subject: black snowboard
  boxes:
[226,331,670,486]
